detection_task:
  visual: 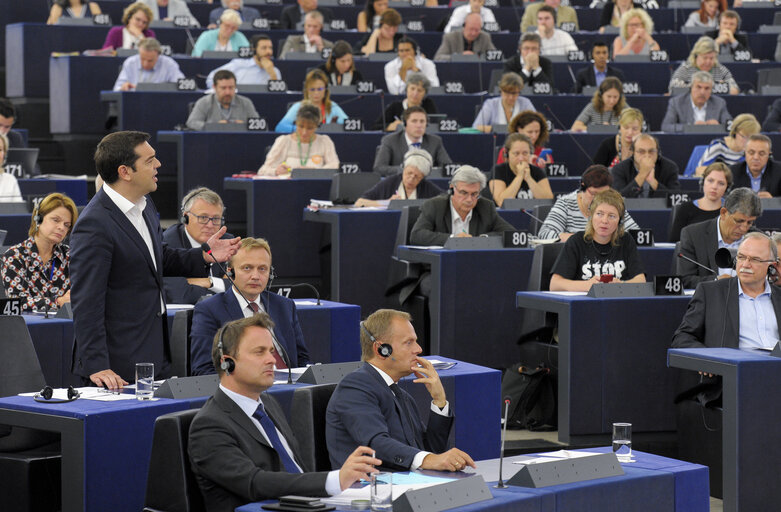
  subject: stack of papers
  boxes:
[321,473,456,508]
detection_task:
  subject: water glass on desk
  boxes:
[135,363,154,400]
[612,422,632,462]
[370,472,392,511]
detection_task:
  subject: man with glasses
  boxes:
[190,237,311,376]
[730,135,781,198]
[678,187,762,289]
[611,134,680,198]
[162,187,235,304]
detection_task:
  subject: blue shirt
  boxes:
[113,54,184,91]
[593,66,607,87]
[747,165,767,193]
[206,58,282,88]
[737,279,780,350]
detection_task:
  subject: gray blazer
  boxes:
[661,93,732,133]
[373,131,452,177]
[677,217,720,289]
[433,30,496,61]
[140,0,200,26]
[279,35,334,58]
[410,194,515,245]
[186,94,259,131]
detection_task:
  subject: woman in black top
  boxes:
[373,72,438,131]
[550,188,645,291]
[592,107,644,168]
[489,133,552,207]
[357,8,402,55]
[668,162,731,242]
[354,148,442,206]
[318,41,364,86]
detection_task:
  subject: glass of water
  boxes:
[370,472,392,511]
[612,422,633,462]
[135,362,154,400]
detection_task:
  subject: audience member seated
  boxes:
[535,5,577,56]
[730,135,781,198]
[102,2,155,50]
[357,9,402,55]
[445,0,496,33]
[572,41,625,93]
[206,35,280,88]
[434,13,496,60]
[47,0,101,25]
[209,0,260,28]
[599,0,641,34]
[611,133,680,198]
[613,8,660,56]
[763,99,781,133]
[705,10,749,57]
[261,103,339,175]
[503,33,555,91]
[0,133,22,202]
[355,149,442,207]
[489,133,553,207]
[669,162,731,242]
[593,107,643,168]
[280,11,334,58]
[318,41,363,86]
[275,69,347,133]
[410,166,515,244]
[188,315,377,512]
[325,309,475,471]
[190,238,312,376]
[373,106,452,177]
[693,113,760,176]
[684,0,724,28]
[162,187,233,304]
[384,37,439,96]
[279,0,333,29]
[375,72,437,131]
[357,0,388,32]
[570,77,627,132]
[669,36,738,94]
[521,0,578,33]
[473,73,535,134]
[550,189,646,291]
[678,187,761,288]
[662,71,732,133]
[2,193,78,312]
[194,9,249,57]
[537,164,640,240]
[0,99,24,148]
[498,110,553,167]
[140,0,199,27]
[186,70,259,130]
[112,38,184,91]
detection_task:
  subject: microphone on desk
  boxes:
[271,282,321,306]
[202,242,293,384]
[677,253,716,274]
[495,396,512,489]
[520,208,545,225]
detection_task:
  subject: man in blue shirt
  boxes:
[206,35,281,88]
[730,135,781,199]
[112,38,184,91]
[572,41,625,93]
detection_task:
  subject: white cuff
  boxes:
[325,470,342,496]
[430,400,449,416]
[410,451,431,470]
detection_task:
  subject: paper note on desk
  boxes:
[322,474,454,507]
[405,245,444,250]
[293,300,319,305]
[425,359,457,370]
[513,450,603,465]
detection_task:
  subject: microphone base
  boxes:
[493,482,508,489]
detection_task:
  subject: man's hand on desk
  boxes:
[338,446,381,490]
[420,448,476,472]
[90,369,128,390]
[454,232,472,238]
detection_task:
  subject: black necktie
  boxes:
[389,383,423,448]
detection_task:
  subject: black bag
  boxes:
[500,363,557,431]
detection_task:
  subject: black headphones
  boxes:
[217,325,235,375]
[34,385,80,403]
[360,321,393,358]
[180,187,208,225]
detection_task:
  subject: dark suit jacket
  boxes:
[730,159,781,198]
[325,362,453,470]
[361,173,442,201]
[410,194,515,246]
[502,53,555,90]
[278,5,333,29]
[762,98,781,132]
[161,223,233,305]
[373,131,452,177]
[572,65,625,93]
[189,388,327,512]
[704,29,749,55]
[190,289,310,375]
[69,189,207,381]
[661,93,732,133]
[611,155,680,198]
[678,217,721,289]
[434,30,495,60]
[6,130,24,148]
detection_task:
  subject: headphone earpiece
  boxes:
[34,385,80,403]
[217,325,236,375]
[226,267,235,280]
[360,321,394,358]
[181,211,189,225]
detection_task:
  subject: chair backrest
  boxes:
[170,309,194,378]
[0,316,45,397]
[683,145,708,176]
[289,383,338,472]
[329,172,381,203]
[518,243,565,341]
[488,68,503,95]
[144,409,205,512]
[531,204,553,236]
[672,241,682,274]
[668,204,686,243]
[776,35,781,63]
[394,205,422,254]
[758,68,781,89]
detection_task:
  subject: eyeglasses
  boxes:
[188,213,225,226]
[454,188,480,199]
[634,148,658,156]
[728,215,755,228]
[736,254,776,265]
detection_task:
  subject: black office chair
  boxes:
[170,309,194,377]
[329,173,381,204]
[518,243,565,344]
[676,399,723,498]
[667,203,685,243]
[671,241,682,274]
[289,383,338,472]
[143,408,205,512]
[531,204,553,236]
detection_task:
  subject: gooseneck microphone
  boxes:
[521,208,545,224]
[202,243,293,384]
[542,103,594,164]
[677,252,716,274]
[495,396,512,489]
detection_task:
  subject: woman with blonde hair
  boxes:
[570,77,627,132]
[192,9,249,57]
[613,8,660,56]
[275,69,348,132]
[102,1,155,50]
[473,73,535,133]
[592,107,644,167]
[692,113,760,176]
[669,36,738,94]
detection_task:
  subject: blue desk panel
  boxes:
[0,214,36,245]
[18,178,88,206]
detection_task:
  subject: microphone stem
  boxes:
[495,399,511,489]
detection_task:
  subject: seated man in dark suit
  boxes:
[410,165,515,245]
[730,135,781,198]
[661,71,732,133]
[572,40,625,93]
[190,237,311,375]
[373,106,452,177]
[162,187,234,304]
[0,98,25,148]
[325,309,475,471]
[503,33,555,92]
[279,0,332,29]
[678,187,761,289]
[189,313,380,512]
[704,10,749,58]
[611,134,680,198]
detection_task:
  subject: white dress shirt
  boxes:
[384,56,440,95]
[691,99,707,123]
[450,199,473,236]
[443,5,497,33]
[538,29,578,56]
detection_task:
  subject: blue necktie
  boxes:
[253,402,301,473]
[411,142,421,149]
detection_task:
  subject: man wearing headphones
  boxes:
[190,237,310,376]
[730,134,781,198]
[373,106,452,177]
[325,309,475,472]
[384,36,440,95]
[189,314,380,512]
[161,187,234,304]
[611,133,681,198]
